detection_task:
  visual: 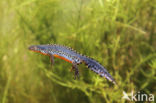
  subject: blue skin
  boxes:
[29,44,116,84]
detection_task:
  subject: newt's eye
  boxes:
[34,46,37,50]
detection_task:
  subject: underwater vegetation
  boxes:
[0,0,155,103]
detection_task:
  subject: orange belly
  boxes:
[53,54,72,63]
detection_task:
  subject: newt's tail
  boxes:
[81,56,116,84]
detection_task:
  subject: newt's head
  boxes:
[28,45,48,55]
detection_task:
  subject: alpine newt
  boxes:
[28,44,116,84]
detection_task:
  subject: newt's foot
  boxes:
[74,69,79,79]
[72,63,79,79]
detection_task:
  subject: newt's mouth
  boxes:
[28,45,49,56]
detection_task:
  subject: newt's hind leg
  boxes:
[72,63,79,79]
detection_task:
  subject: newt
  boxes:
[28,44,116,84]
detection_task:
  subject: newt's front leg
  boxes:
[50,55,54,66]
[72,63,79,79]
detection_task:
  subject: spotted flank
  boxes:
[28,44,116,84]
